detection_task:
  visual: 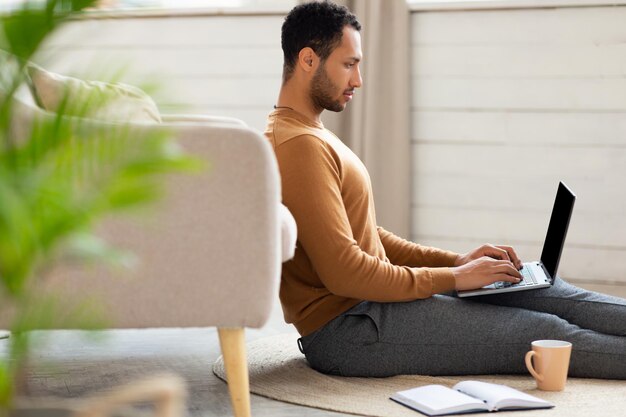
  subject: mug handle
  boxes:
[525,351,544,382]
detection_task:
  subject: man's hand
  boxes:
[454,243,523,270]
[452,244,523,291]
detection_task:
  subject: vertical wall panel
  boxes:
[410,6,626,283]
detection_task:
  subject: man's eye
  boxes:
[346,63,354,68]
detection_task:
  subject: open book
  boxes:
[390,381,554,416]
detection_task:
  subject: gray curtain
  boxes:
[322,0,412,238]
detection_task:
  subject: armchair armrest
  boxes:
[69,122,283,329]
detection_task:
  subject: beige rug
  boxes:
[213,333,626,417]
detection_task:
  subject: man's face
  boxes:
[310,26,363,113]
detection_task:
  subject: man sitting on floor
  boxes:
[265,0,626,379]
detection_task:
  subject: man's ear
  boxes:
[298,47,317,73]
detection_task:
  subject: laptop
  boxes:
[458,181,576,297]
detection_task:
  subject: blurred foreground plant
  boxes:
[0,0,201,410]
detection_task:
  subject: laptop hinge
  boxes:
[539,262,555,284]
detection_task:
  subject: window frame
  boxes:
[408,0,626,11]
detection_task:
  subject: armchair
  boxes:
[1,78,295,417]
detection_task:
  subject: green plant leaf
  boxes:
[0,361,11,408]
[0,1,204,408]
[59,232,138,269]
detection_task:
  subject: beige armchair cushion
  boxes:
[27,64,161,123]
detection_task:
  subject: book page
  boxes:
[392,384,488,415]
[453,381,552,410]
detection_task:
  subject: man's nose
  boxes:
[352,67,363,88]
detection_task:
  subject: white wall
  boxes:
[410,6,626,283]
[40,5,626,284]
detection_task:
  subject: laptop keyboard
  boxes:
[494,266,538,289]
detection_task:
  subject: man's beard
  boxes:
[310,63,344,113]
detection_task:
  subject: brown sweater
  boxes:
[265,108,459,336]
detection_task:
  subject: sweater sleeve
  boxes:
[377,226,459,268]
[276,135,456,301]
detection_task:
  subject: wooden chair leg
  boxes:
[218,327,251,417]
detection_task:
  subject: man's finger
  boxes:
[493,263,522,278]
[496,245,523,269]
[497,273,522,283]
[483,244,510,261]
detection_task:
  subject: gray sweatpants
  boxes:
[298,278,626,378]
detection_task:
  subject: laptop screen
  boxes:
[540,182,576,279]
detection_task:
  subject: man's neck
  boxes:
[276,83,322,124]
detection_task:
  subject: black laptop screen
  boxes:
[540,182,576,279]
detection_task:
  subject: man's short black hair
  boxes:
[281,1,361,82]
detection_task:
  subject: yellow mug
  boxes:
[525,340,572,391]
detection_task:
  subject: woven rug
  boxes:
[213,333,626,417]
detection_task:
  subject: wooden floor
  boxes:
[1,280,625,417]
